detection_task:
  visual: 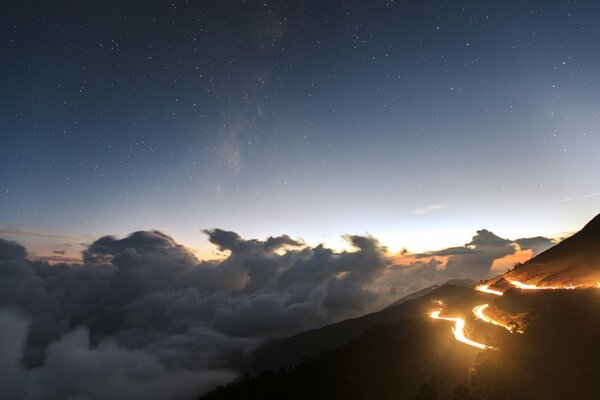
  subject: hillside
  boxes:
[203,315,480,400]
[386,279,476,309]
[246,283,472,373]
[488,213,600,289]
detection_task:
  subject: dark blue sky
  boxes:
[1,0,599,258]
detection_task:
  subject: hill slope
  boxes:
[247,283,472,373]
[489,213,600,289]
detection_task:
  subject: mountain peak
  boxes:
[489,212,600,289]
[579,213,600,236]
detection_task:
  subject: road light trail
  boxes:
[476,280,581,295]
[429,309,492,350]
[473,304,516,332]
[433,280,592,349]
[509,280,576,290]
[475,284,503,296]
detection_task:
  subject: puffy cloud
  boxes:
[0,310,233,400]
[382,258,447,295]
[204,229,303,254]
[417,229,517,280]
[515,236,556,256]
[0,238,28,261]
[0,230,391,399]
[0,228,555,399]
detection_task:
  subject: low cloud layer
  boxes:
[417,229,516,278]
[0,229,555,399]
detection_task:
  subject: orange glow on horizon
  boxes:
[491,249,533,274]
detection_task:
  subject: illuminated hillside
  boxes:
[487,213,600,290]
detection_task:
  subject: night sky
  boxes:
[2,0,599,259]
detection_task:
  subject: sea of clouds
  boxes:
[0,228,553,399]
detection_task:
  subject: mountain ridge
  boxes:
[487,212,600,289]
[246,282,472,373]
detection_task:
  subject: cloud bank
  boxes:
[0,228,554,399]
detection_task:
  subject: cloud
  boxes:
[0,227,76,240]
[381,258,446,295]
[0,310,233,400]
[411,231,557,282]
[545,192,600,205]
[0,227,555,399]
[27,255,84,264]
[412,202,448,215]
[515,236,555,256]
[0,238,28,260]
[204,229,303,254]
[416,230,517,280]
[0,230,393,399]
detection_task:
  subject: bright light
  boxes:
[473,304,517,332]
[429,309,492,350]
[509,280,576,290]
[472,304,491,322]
[475,284,503,296]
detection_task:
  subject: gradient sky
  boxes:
[1,1,599,260]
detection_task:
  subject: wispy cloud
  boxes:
[545,192,600,205]
[28,254,83,263]
[0,226,76,240]
[412,202,448,215]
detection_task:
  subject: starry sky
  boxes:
[1,0,599,260]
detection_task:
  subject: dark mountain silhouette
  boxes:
[200,213,600,400]
[386,279,476,309]
[203,309,481,400]
[246,282,472,373]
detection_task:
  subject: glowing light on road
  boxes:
[509,280,576,290]
[473,304,517,332]
[429,309,492,350]
[475,284,504,296]
[473,304,492,322]
[433,280,597,349]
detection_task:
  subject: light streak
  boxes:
[509,280,576,290]
[429,309,493,350]
[472,304,516,332]
[475,284,503,296]
[431,278,593,350]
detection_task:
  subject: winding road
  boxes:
[428,280,575,350]
[429,309,492,349]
